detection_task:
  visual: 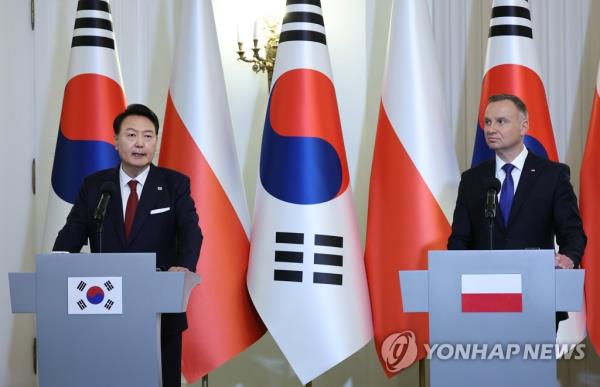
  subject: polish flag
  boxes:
[581,62,600,354]
[364,0,460,377]
[471,0,558,166]
[461,274,523,313]
[247,0,372,383]
[43,0,124,252]
[158,0,265,381]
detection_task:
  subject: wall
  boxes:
[2,0,600,386]
[0,0,36,386]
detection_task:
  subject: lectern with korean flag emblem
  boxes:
[9,253,199,387]
[400,250,584,387]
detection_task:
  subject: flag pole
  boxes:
[419,359,426,387]
[305,382,312,387]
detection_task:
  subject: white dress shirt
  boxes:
[495,146,528,201]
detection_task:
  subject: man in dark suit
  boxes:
[53,104,202,387]
[448,94,586,327]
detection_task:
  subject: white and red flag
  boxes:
[364,0,460,376]
[247,0,372,383]
[43,0,124,251]
[581,62,600,354]
[158,0,265,381]
[461,274,523,313]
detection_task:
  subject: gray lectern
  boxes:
[400,250,584,387]
[8,253,200,387]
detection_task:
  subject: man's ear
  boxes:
[520,118,529,136]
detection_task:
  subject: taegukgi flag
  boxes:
[247,0,373,383]
[67,277,122,314]
[43,0,125,251]
[471,0,583,345]
[471,0,558,166]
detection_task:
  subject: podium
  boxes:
[400,250,584,387]
[8,253,200,387]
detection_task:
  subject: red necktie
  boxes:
[124,180,138,240]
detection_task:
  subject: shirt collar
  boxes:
[119,164,150,189]
[495,146,528,174]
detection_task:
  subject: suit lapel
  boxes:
[127,164,162,245]
[507,153,541,227]
[109,168,126,246]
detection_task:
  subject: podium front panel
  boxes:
[427,250,557,387]
[36,253,162,387]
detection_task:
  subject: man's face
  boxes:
[114,115,157,176]
[483,100,528,156]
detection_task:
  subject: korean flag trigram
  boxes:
[77,299,87,310]
[273,232,344,286]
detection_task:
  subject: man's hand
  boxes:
[555,253,575,269]
[167,266,190,272]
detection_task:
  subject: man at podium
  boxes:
[53,104,202,387]
[447,94,586,327]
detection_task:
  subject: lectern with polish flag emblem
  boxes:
[9,253,199,387]
[400,250,583,387]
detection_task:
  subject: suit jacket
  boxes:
[447,152,586,322]
[53,164,202,334]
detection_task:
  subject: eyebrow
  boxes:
[124,128,154,133]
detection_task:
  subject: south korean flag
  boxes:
[68,277,122,314]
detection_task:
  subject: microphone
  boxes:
[93,182,117,222]
[484,177,501,219]
[484,177,501,250]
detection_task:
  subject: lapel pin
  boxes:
[530,169,535,172]
[157,186,163,191]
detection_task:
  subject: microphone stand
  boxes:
[484,191,497,250]
[96,217,105,253]
[487,216,493,250]
[93,195,111,253]
[93,187,114,253]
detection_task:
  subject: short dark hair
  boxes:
[488,94,528,118]
[113,103,160,134]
